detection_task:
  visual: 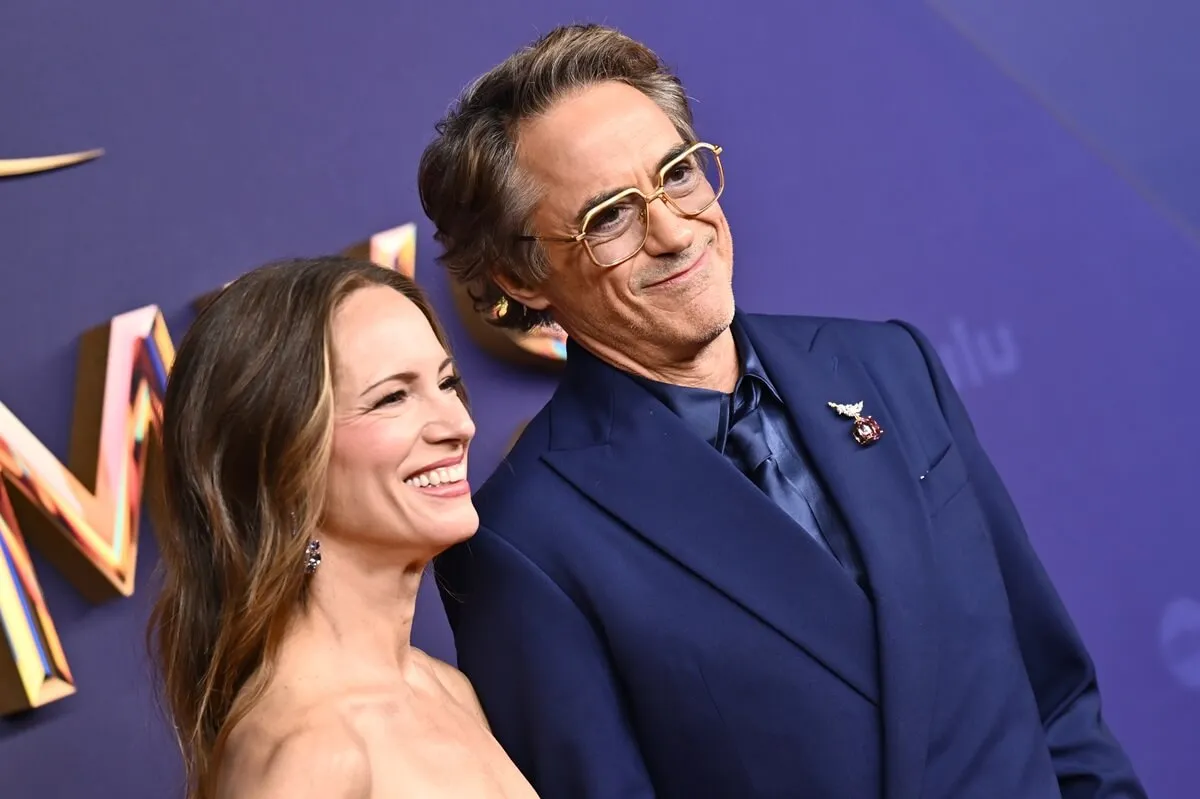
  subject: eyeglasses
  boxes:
[518,142,725,269]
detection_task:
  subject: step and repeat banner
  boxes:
[1,0,1196,796]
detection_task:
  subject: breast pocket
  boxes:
[918,441,1013,624]
[919,441,970,517]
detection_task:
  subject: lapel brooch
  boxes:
[827,401,884,446]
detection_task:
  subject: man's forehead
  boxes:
[518,83,683,190]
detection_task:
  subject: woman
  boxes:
[150,256,538,799]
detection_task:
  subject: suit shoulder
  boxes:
[477,402,551,487]
[471,409,557,521]
[746,312,926,360]
[826,316,930,358]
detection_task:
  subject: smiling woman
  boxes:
[149,256,537,799]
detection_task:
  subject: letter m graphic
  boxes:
[0,307,173,715]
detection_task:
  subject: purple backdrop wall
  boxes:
[2,0,1197,796]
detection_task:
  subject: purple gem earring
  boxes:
[304,539,322,574]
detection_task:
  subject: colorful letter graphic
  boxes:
[0,149,104,179]
[0,308,173,715]
[343,222,419,279]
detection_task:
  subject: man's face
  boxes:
[508,81,735,371]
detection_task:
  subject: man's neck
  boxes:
[582,326,740,394]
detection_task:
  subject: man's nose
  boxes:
[642,196,695,255]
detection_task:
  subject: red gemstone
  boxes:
[852,415,884,446]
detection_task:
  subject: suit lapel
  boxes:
[743,316,937,799]
[543,346,879,703]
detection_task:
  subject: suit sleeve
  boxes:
[892,320,1147,799]
[435,525,657,799]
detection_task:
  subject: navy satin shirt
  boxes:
[631,322,866,589]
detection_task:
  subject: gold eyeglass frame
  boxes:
[517,142,725,269]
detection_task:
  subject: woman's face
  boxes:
[321,285,477,558]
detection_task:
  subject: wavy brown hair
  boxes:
[149,256,461,799]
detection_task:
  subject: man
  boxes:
[419,24,1145,799]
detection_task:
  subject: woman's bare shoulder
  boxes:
[416,649,490,729]
[219,707,372,799]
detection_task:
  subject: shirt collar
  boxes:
[630,320,782,448]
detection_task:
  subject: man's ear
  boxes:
[492,272,551,311]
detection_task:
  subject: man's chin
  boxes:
[691,293,736,347]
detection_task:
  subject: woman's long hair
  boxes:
[149,256,460,798]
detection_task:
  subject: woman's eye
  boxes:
[372,390,408,410]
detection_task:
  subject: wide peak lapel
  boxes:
[741,316,937,799]
[543,355,878,702]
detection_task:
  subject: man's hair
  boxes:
[418,24,698,332]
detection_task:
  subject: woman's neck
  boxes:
[292,548,430,674]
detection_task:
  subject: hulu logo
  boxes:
[936,319,1019,390]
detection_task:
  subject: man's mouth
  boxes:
[644,246,709,289]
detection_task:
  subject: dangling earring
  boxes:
[304,539,322,574]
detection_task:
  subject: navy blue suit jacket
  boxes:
[435,314,1144,799]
